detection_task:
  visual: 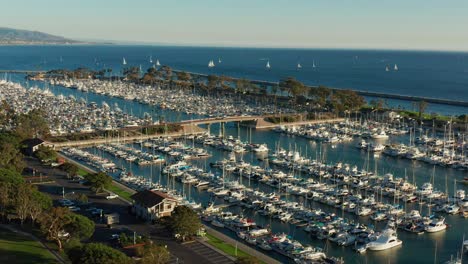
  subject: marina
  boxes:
[1,71,467,263]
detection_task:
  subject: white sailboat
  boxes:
[385,65,390,72]
[266,60,271,69]
[312,60,316,68]
[297,63,302,69]
[149,55,153,63]
[208,60,215,68]
[394,64,398,71]
[156,59,161,66]
[218,58,222,63]
[122,57,127,65]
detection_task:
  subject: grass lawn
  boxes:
[77,167,89,176]
[205,233,250,258]
[0,227,58,264]
[107,184,134,202]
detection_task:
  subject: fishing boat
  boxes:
[367,229,402,251]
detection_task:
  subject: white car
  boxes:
[68,206,81,212]
[106,194,118,200]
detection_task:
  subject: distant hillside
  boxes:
[0,27,82,44]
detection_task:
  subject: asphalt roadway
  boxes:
[25,157,234,264]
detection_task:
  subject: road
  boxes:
[25,157,234,264]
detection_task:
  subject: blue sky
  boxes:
[2,0,468,51]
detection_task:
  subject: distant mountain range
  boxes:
[0,27,83,45]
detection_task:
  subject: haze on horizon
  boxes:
[2,0,468,51]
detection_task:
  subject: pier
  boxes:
[45,117,344,148]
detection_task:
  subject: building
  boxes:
[130,190,178,221]
[22,138,45,156]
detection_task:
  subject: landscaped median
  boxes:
[204,233,250,258]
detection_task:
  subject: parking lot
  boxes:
[26,157,230,264]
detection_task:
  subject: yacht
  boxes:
[367,229,402,251]
[371,130,389,139]
[253,144,269,153]
[425,217,447,233]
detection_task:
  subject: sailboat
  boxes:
[385,65,390,72]
[122,57,127,65]
[297,62,302,69]
[218,58,222,63]
[208,60,215,68]
[156,59,161,66]
[312,60,316,68]
[394,64,398,71]
[149,55,153,63]
[266,60,271,69]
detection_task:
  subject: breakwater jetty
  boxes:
[3,68,466,107]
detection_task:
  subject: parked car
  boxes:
[68,206,81,212]
[106,193,118,200]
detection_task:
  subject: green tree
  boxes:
[235,79,249,93]
[0,168,24,185]
[308,85,331,107]
[66,213,95,241]
[61,162,80,178]
[29,188,52,224]
[235,255,262,264]
[417,100,428,121]
[68,243,132,264]
[136,243,170,264]
[85,172,112,193]
[207,75,219,90]
[0,135,25,172]
[0,182,13,221]
[15,183,34,225]
[39,206,72,250]
[279,77,306,101]
[123,67,140,81]
[35,145,57,161]
[13,109,50,139]
[169,205,201,241]
[330,90,365,114]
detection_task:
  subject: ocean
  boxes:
[0,45,467,115]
